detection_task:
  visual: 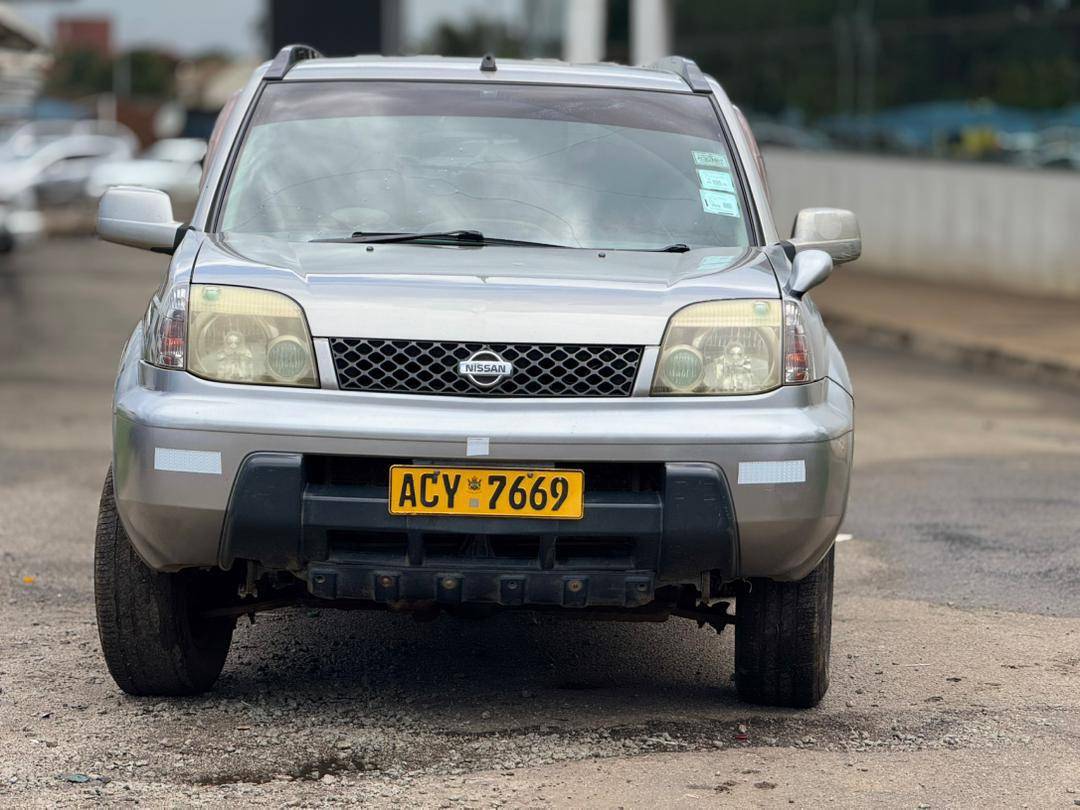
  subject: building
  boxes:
[54,16,110,57]
[0,3,50,120]
[267,0,397,56]
[264,0,671,64]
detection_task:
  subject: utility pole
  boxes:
[832,13,855,117]
[101,50,130,123]
[563,0,607,63]
[854,0,878,143]
[630,0,673,65]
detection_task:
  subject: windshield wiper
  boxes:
[312,231,697,253]
[311,229,568,249]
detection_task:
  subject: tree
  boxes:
[424,17,526,58]
[672,0,1080,117]
[43,48,177,100]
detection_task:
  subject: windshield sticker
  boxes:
[698,255,736,270]
[697,169,735,193]
[699,189,740,217]
[692,150,730,169]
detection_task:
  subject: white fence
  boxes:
[763,148,1080,299]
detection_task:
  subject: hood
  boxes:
[192,234,780,344]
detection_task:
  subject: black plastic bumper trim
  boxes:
[303,484,662,537]
[218,454,738,591]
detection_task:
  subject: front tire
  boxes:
[94,468,235,695]
[734,546,834,708]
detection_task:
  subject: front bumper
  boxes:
[113,354,853,587]
[222,453,736,608]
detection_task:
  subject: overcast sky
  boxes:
[12,0,266,57]
[9,0,532,58]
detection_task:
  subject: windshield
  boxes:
[218,81,751,251]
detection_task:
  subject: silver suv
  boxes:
[94,48,858,708]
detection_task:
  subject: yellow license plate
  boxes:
[389,465,584,519]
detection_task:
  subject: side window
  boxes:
[200,90,240,192]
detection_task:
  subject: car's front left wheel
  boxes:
[94,468,236,696]
[733,546,835,708]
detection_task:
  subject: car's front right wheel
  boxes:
[94,467,236,696]
[734,546,835,708]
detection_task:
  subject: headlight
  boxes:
[146,283,318,387]
[188,285,317,386]
[652,300,781,395]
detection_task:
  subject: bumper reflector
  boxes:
[738,460,806,485]
[153,448,222,475]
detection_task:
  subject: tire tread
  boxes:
[734,547,834,708]
[94,468,232,696]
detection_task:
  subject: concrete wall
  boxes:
[763,148,1080,299]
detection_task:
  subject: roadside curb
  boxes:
[820,309,1080,391]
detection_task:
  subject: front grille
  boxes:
[329,339,643,398]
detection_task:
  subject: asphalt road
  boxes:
[841,337,1080,618]
[1,238,1077,807]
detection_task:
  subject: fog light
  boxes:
[658,345,704,392]
[267,335,310,382]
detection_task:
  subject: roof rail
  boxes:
[646,56,711,93]
[264,44,323,81]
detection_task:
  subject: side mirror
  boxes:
[788,249,833,296]
[98,186,183,253]
[791,207,861,264]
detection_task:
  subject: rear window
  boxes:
[218,81,751,251]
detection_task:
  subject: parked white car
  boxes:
[87,138,208,204]
[0,122,138,206]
